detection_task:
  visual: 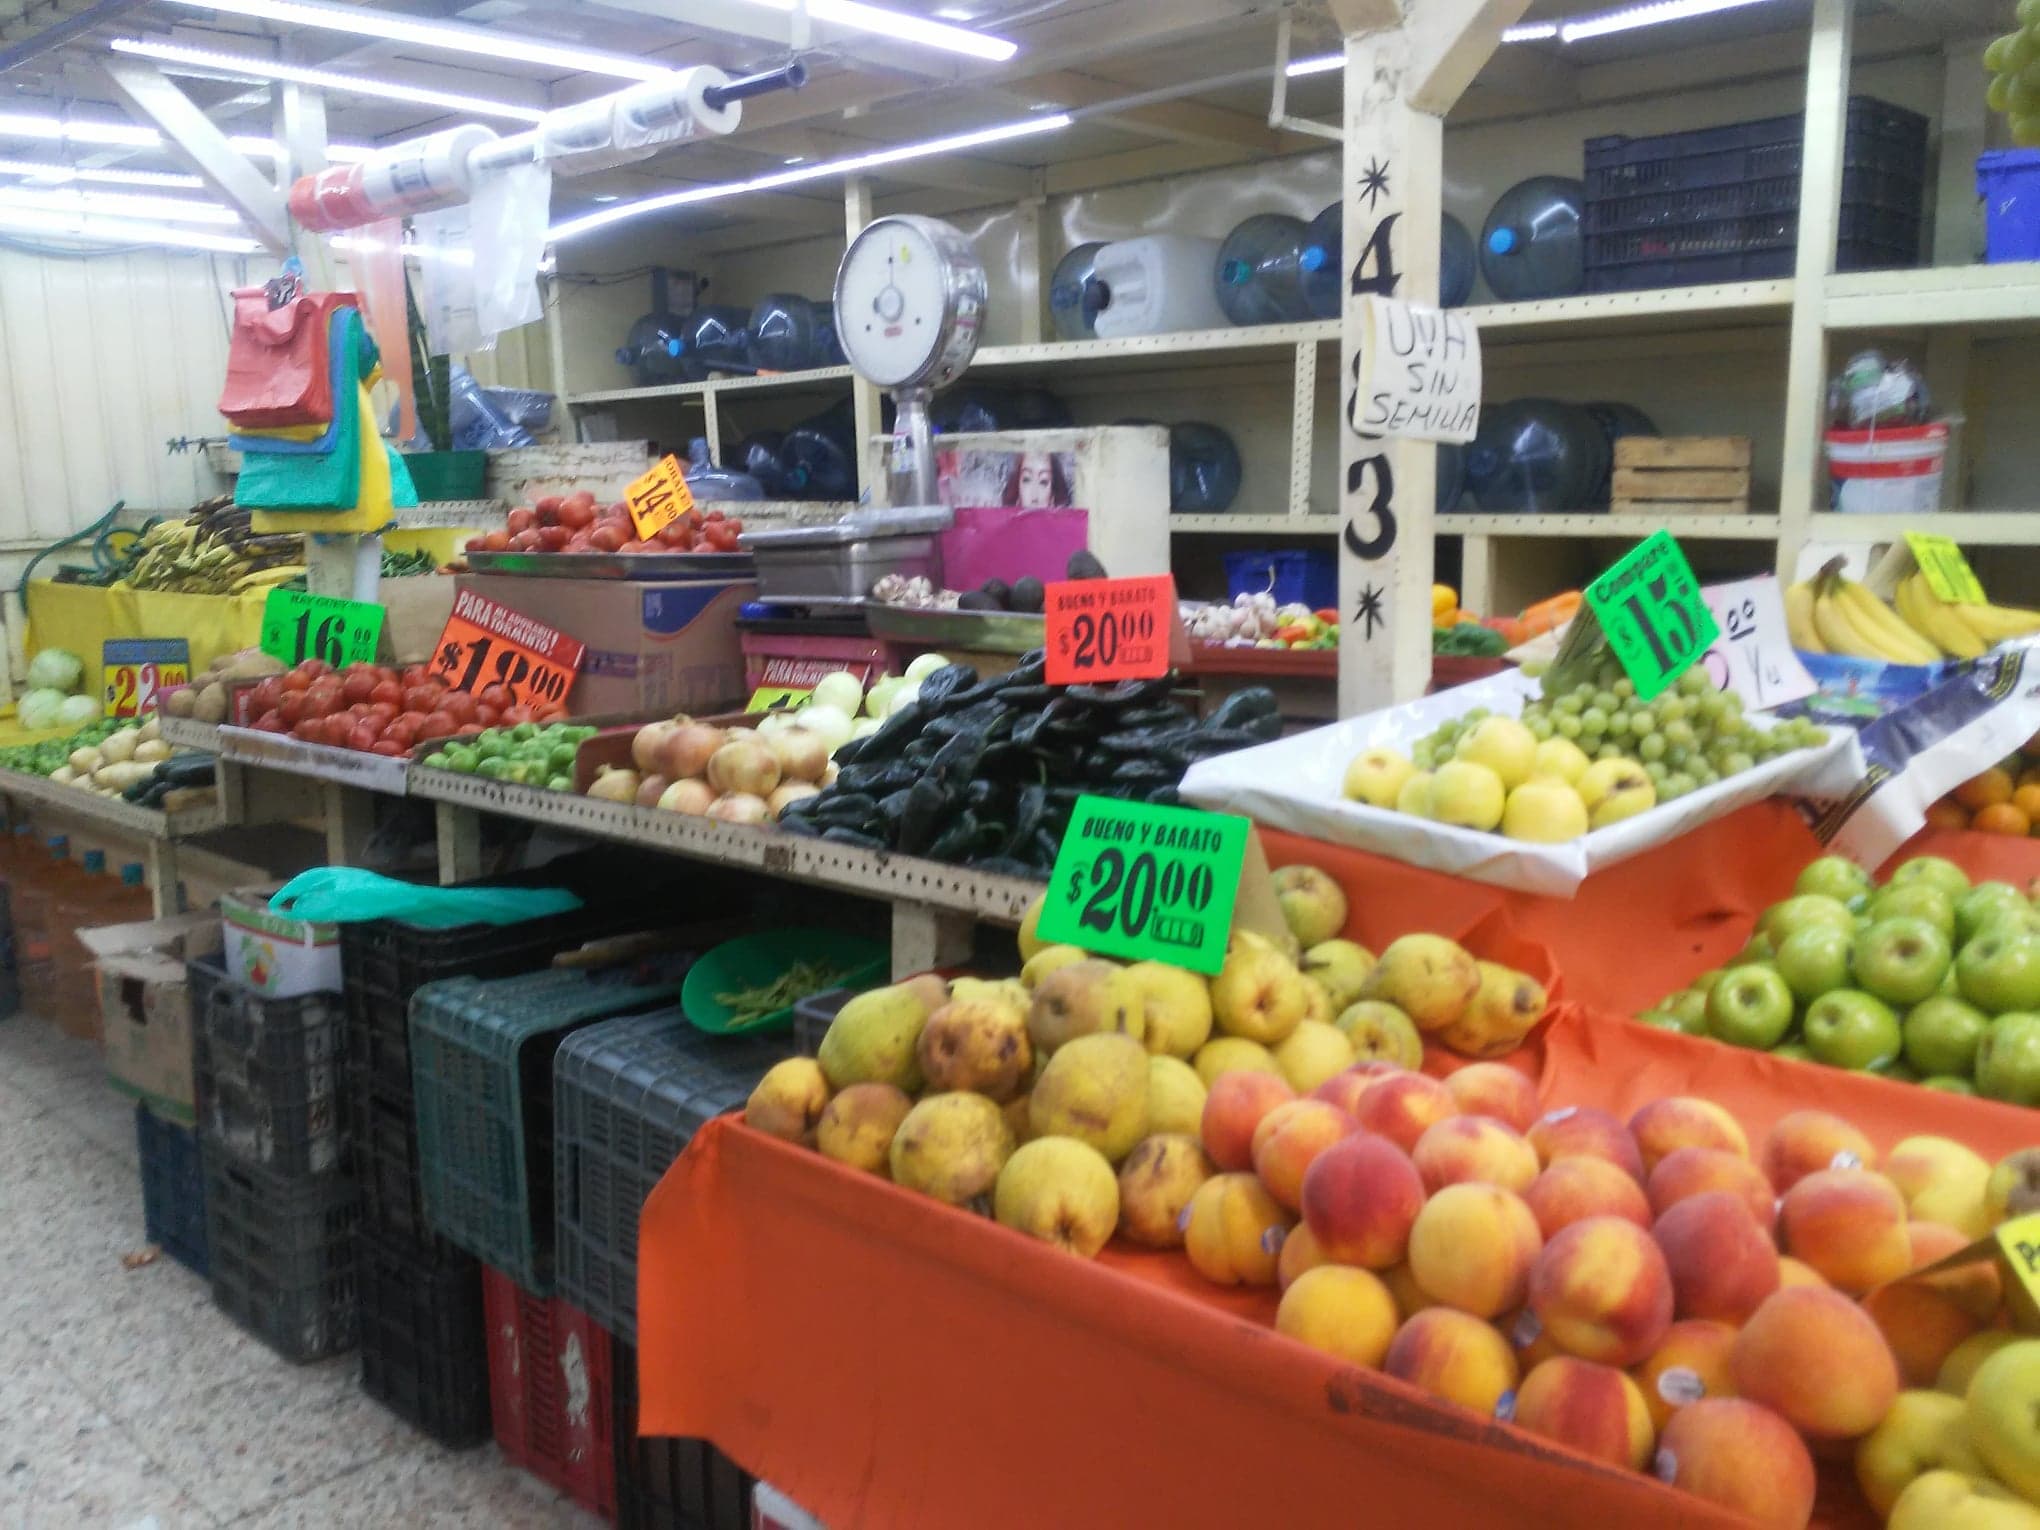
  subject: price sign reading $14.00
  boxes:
[1043,574,1177,687]
[1583,530,1720,702]
[624,453,695,541]
[1035,794,1250,975]
[101,638,189,718]
[428,588,585,710]
[260,589,386,670]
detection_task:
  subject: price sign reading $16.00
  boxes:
[1035,794,1250,975]
[624,453,695,541]
[1043,574,1176,687]
[1583,530,1720,702]
[260,589,386,670]
[428,588,585,710]
[101,638,189,718]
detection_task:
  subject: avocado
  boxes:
[957,590,1002,611]
[1009,575,1045,612]
[1066,549,1107,581]
[977,578,1012,609]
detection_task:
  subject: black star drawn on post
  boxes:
[1356,583,1385,639]
[1358,158,1391,211]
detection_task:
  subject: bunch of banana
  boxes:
[1787,570,1941,663]
[1894,570,2040,658]
[110,502,306,595]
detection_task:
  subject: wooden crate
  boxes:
[1611,436,1752,515]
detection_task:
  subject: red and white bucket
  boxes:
[1823,421,1948,515]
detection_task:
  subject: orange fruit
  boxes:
[1973,803,2031,836]
[2019,766,2040,790]
[1925,800,1971,831]
[2015,785,2040,822]
[1955,768,2014,811]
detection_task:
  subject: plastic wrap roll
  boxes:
[358,124,497,217]
[531,67,740,174]
[289,162,377,232]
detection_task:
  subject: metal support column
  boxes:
[891,903,974,979]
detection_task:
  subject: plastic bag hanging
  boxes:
[268,866,584,927]
[411,203,486,355]
[470,159,550,342]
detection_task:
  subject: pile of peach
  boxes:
[1159,1061,2034,1528]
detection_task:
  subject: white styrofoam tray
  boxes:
[1179,670,1844,898]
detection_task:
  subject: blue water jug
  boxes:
[1049,242,1109,340]
[777,411,858,501]
[1440,213,1476,308]
[1581,402,1659,506]
[1437,441,1468,513]
[1170,421,1243,512]
[1464,398,1602,512]
[1480,177,1586,301]
[614,269,693,385]
[1298,204,1478,317]
[1215,213,1312,326]
[736,431,788,496]
[749,293,832,372]
[661,304,751,381]
[683,439,764,501]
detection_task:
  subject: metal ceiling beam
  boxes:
[101,56,290,250]
[1015,69,1292,153]
[0,0,142,69]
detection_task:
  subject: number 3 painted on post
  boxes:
[1343,453,1397,560]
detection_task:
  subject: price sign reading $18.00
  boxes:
[260,589,386,669]
[1582,530,1720,702]
[1035,794,1250,975]
[101,638,189,718]
[428,588,585,710]
[1043,574,1177,687]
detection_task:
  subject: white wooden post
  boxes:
[843,175,883,504]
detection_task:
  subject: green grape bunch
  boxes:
[1411,661,1827,803]
[1985,5,2040,148]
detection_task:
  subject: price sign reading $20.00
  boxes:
[1583,530,1721,702]
[1043,574,1177,687]
[101,638,189,718]
[260,589,386,669]
[1035,794,1250,975]
[428,588,585,710]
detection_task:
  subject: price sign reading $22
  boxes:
[1043,574,1176,687]
[1035,794,1250,975]
[101,638,189,718]
[428,588,585,710]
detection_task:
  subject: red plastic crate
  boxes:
[482,1266,618,1520]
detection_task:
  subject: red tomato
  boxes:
[277,691,309,725]
[291,718,323,742]
[723,517,744,535]
[704,525,740,552]
[281,668,311,693]
[498,705,533,726]
[401,665,431,689]
[564,534,593,553]
[382,716,422,748]
[563,489,596,520]
[298,660,331,680]
[369,739,409,757]
[620,539,653,553]
[465,535,486,553]
[655,523,691,548]
[305,679,344,717]
[254,708,285,733]
[368,701,399,723]
[475,704,501,728]
[417,711,457,741]
[481,529,510,552]
[367,680,401,708]
[321,714,353,746]
[403,684,444,714]
[477,683,513,711]
[507,507,538,536]
[705,509,726,524]
[250,675,285,714]
[508,529,543,551]
[340,670,378,704]
[535,495,564,519]
[557,497,595,531]
[348,721,382,751]
[538,525,571,551]
[588,524,627,553]
[533,704,568,724]
[440,690,478,724]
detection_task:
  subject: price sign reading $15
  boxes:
[1583,530,1721,702]
[428,588,585,710]
[1035,794,1250,975]
[1043,574,1181,687]
[101,638,189,718]
[624,453,695,541]
[260,589,386,669]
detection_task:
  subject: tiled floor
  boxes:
[0,1017,604,1530]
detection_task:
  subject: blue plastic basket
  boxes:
[1977,149,2040,264]
[1222,549,1335,612]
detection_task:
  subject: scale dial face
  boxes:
[833,215,985,390]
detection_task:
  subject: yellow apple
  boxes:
[1531,737,1591,785]
[1455,716,1538,790]
[1856,1389,1988,1516]
[1429,760,1506,832]
[1344,746,1416,809]
[1396,769,1436,818]
[1500,778,1588,843]
[1967,1340,2040,1502]
[1890,1471,2040,1530]
[1146,1054,1208,1137]
[1577,758,1657,829]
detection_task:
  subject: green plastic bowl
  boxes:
[682,928,889,1035]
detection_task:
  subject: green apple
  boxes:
[1887,853,1972,903]
[1772,1041,1815,1062]
[1689,968,1727,998]
[1729,933,1777,968]
[1921,1074,1976,1094]
[1957,882,2031,946]
[1795,855,1874,904]
[1957,929,2040,1015]
[1976,903,2040,943]
[1666,988,1710,1034]
[1803,988,1903,1071]
[1873,1058,1919,1084]
[1902,994,1990,1077]
[1852,916,1953,1006]
[1638,1008,1686,1032]
[1870,883,1956,938]
[1976,1012,2040,1105]
[1775,924,1853,1003]
[1706,965,1796,1050]
[1759,894,1856,947]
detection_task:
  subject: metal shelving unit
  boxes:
[0,768,222,840]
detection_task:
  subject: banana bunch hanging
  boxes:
[1786,560,2040,663]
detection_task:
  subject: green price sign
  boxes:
[1904,532,1986,606]
[260,588,385,670]
[1582,530,1719,702]
[1035,794,1250,975]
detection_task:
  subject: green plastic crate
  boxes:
[410,963,687,1292]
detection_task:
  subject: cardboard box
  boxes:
[80,910,223,1125]
[455,573,754,716]
[220,885,341,998]
[378,574,459,663]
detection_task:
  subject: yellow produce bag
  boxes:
[24,580,268,681]
[252,380,412,535]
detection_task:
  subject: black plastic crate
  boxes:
[0,881,18,1019]
[614,1343,754,1530]
[350,1070,466,1259]
[190,953,346,1177]
[136,1102,207,1277]
[356,1226,491,1447]
[555,1008,795,1343]
[790,988,851,1059]
[202,1146,360,1361]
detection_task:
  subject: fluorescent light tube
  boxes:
[1284,53,1343,76]
[0,158,206,188]
[0,207,259,251]
[1560,0,1773,41]
[738,0,1015,60]
[0,111,370,163]
[0,185,241,223]
[1503,22,1560,39]
[112,38,547,123]
[158,0,673,81]
[549,111,1069,242]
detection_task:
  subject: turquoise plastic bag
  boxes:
[269,867,584,928]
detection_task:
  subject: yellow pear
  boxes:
[1146,1055,1208,1137]
[1986,1148,2040,1226]
[917,993,1033,1102]
[1209,934,1310,1045]
[1334,999,1423,1068]
[1193,1036,1281,1085]
[993,1136,1120,1258]
[1966,1341,2040,1503]
[744,1058,831,1145]
[1301,939,1375,1014]
[1942,1333,2024,1397]
[1343,746,1415,809]
[1016,890,1049,962]
[1359,933,1480,1033]
[1029,1032,1150,1162]
[1028,959,1144,1053]
[1272,1020,1354,1092]
[1272,864,1349,948]
[1856,1390,1988,1517]
[1890,1471,2040,1530]
[1300,979,1333,1027]
[1435,960,1548,1059]
[1123,960,1213,1058]
[889,1092,1014,1206]
[815,1082,913,1175]
[898,972,951,1014]
[1020,943,1089,991]
[817,983,934,1092]
[1890,1136,1994,1238]
[1117,1133,1215,1247]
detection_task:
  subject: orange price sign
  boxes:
[625,453,695,541]
[1043,574,1185,686]
[428,588,586,710]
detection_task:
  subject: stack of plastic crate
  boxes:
[135,1101,208,1277]
[553,1006,795,1527]
[190,951,358,1361]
